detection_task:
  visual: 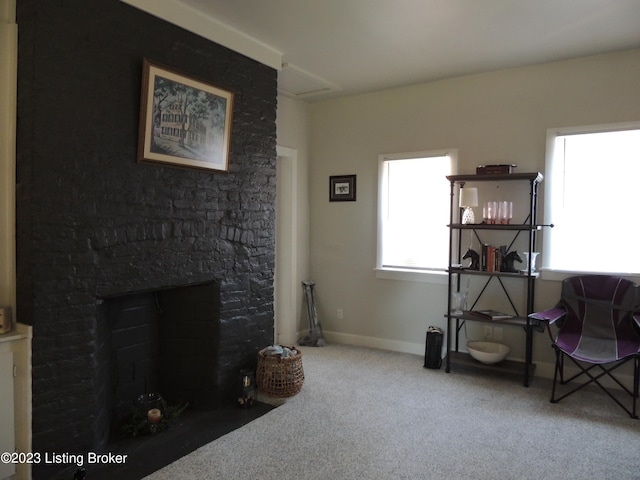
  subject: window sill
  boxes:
[374,268,449,284]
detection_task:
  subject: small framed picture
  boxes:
[329,175,356,202]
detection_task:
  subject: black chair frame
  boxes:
[550,342,639,419]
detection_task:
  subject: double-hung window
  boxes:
[377,150,455,279]
[544,122,640,275]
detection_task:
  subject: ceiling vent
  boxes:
[278,63,340,99]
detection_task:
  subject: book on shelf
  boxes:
[480,244,511,272]
[473,309,513,320]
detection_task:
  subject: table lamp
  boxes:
[459,187,478,224]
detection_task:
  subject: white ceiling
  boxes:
[132,0,640,102]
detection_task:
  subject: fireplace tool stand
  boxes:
[299,281,325,347]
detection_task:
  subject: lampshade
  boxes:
[459,187,478,207]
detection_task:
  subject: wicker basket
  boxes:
[256,347,304,398]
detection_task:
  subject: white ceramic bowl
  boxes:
[467,341,510,364]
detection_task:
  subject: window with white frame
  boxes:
[377,150,454,272]
[544,122,640,274]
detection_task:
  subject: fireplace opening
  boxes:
[96,281,221,446]
[83,281,277,479]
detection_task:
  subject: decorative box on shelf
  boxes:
[476,164,516,175]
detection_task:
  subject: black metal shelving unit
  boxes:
[444,172,547,387]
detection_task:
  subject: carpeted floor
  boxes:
[144,344,640,479]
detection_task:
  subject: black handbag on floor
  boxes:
[424,326,443,369]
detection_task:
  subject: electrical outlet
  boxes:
[493,327,503,341]
[337,308,344,320]
[484,326,493,339]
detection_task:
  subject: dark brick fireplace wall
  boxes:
[16,1,277,478]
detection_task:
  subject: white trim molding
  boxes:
[119,0,282,70]
[275,146,299,346]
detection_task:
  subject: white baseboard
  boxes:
[306,330,636,389]
[318,330,425,357]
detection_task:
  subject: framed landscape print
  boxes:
[137,58,234,173]
[329,175,357,202]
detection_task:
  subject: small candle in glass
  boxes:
[148,408,162,424]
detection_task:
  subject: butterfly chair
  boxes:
[530,275,640,419]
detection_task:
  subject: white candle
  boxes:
[148,408,162,424]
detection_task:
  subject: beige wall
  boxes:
[306,49,640,374]
[1,4,32,479]
[0,0,16,311]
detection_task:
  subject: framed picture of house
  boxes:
[329,175,356,201]
[137,58,234,173]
